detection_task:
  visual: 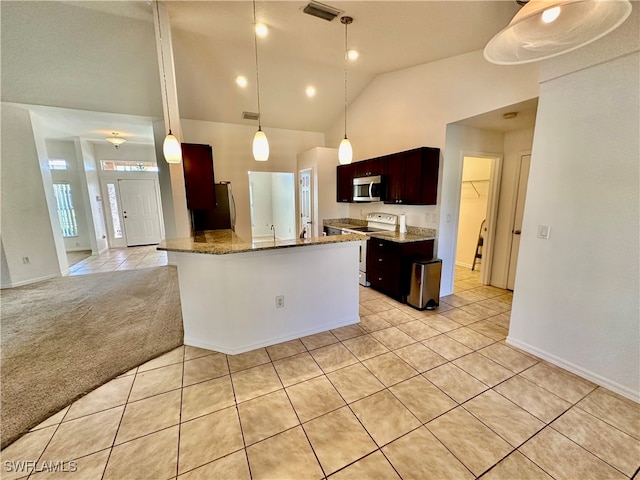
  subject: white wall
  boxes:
[181,119,324,242]
[509,44,640,401]
[324,50,539,294]
[45,139,92,251]
[249,172,273,238]
[271,173,296,240]
[78,140,109,254]
[0,104,62,287]
[297,147,348,237]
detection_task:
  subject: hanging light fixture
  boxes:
[484,0,632,65]
[155,0,182,164]
[252,0,269,161]
[339,16,353,165]
[106,132,126,149]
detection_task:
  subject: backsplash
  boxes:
[323,218,436,238]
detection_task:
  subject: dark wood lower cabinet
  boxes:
[367,237,435,302]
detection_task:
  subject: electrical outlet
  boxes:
[22,256,31,264]
[275,295,284,308]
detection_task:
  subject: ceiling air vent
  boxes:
[303,1,341,21]
[242,111,260,121]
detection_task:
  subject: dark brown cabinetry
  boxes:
[182,143,215,210]
[336,163,356,202]
[335,147,440,205]
[384,147,439,205]
[366,237,434,301]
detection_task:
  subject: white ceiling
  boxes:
[3,1,533,143]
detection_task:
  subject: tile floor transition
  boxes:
[2,267,639,479]
[67,246,167,276]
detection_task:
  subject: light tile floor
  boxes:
[68,245,167,276]
[3,267,639,479]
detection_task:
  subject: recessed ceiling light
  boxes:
[236,75,248,88]
[541,6,561,23]
[255,23,268,38]
[347,49,359,61]
[306,86,316,98]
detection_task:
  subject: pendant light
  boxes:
[484,0,632,65]
[252,0,269,161]
[338,16,353,165]
[155,0,182,164]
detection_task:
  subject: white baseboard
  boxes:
[506,336,640,403]
[185,316,360,355]
[455,261,474,269]
[1,273,60,289]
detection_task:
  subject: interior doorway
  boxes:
[248,171,296,242]
[454,154,502,286]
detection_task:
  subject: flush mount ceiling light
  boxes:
[106,132,126,149]
[306,85,316,98]
[338,16,353,165]
[255,23,268,38]
[347,49,359,61]
[236,75,248,88]
[484,0,632,65]
[252,0,269,161]
[155,0,182,164]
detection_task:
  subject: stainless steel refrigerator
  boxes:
[191,181,236,231]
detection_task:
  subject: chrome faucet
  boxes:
[270,224,276,243]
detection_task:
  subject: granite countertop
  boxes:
[323,218,436,244]
[158,229,365,255]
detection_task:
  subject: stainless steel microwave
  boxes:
[353,175,384,202]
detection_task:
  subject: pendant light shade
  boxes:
[338,137,353,165]
[163,131,182,164]
[253,128,269,162]
[484,0,632,65]
[339,16,354,165]
[251,0,269,161]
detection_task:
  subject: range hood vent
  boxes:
[242,111,260,121]
[303,1,341,21]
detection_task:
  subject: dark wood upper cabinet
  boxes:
[335,147,440,205]
[355,157,384,177]
[336,163,356,202]
[384,147,440,205]
[182,143,215,210]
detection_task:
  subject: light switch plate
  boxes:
[537,225,550,239]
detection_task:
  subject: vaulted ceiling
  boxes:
[1,1,526,142]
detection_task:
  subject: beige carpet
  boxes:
[0,266,184,449]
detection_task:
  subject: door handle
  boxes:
[513,230,521,235]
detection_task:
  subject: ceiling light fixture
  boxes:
[306,85,316,98]
[252,0,269,161]
[155,0,182,164]
[484,0,632,65]
[347,49,359,61]
[106,132,126,149]
[236,75,248,88]
[255,23,268,38]
[338,16,353,165]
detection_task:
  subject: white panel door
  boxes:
[507,154,531,290]
[299,169,312,236]
[118,179,162,246]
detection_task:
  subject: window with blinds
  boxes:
[53,183,78,237]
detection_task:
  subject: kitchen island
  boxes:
[158,230,363,354]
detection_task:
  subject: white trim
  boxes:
[1,273,60,289]
[506,336,640,403]
[185,316,358,355]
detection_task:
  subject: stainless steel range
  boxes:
[342,213,398,286]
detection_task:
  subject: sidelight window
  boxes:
[52,183,78,237]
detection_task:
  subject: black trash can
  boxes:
[407,258,442,310]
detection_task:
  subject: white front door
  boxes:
[118,179,162,246]
[299,168,312,236]
[507,154,531,290]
